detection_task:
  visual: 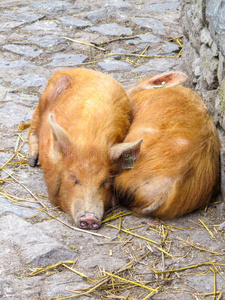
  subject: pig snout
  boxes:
[77,212,101,230]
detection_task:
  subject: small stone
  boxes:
[85,8,110,23]
[0,196,46,219]
[85,1,132,22]
[162,41,180,54]
[139,33,162,43]
[0,34,7,44]
[0,153,12,165]
[105,0,132,10]
[0,21,24,32]
[132,58,178,73]
[31,1,75,15]
[15,35,67,48]
[0,213,76,266]
[3,44,42,59]
[90,23,133,36]
[98,60,132,71]
[9,93,38,105]
[145,2,180,11]
[0,102,34,127]
[200,44,219,88]
[218,51,224,84]
[133,18,166,35]
[110,48,129,59]
[24,20,61,32]
[48,53,88,67]
[2,8,44,24]
[0,58,38,70]
[58,16,92,29]
[11,74,47,88]
[200,27,213,47]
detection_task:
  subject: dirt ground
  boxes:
[0,0,225,299]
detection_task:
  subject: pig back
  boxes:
[38,68,132,165]
[114,85,221,219]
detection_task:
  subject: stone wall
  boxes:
[180,0,225,200]
[180,0,225,126]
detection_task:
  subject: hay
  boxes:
[1,112,224,299]
[177,236,225,256]
[198,218,215,239]
[63,36,106,51]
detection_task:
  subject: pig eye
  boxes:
[99,178,112,189]
[69,173,81,185]
[74,179,80,185]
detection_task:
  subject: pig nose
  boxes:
[77,212,101,230]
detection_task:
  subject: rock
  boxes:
[186,274,225,293]
[0,58,38,70]
[200,44,219,88]
[85,1,132,22]
[218,51,225,84]
[0,34,6,44]
[11,74,47,88]
[58,16,92,29]
[24,20,61,32]
[48,53,88,67]
[216,78,225,129]
[15,35,67,48]
[132,18,166,35]
[206,0,225,55]
[139,33,162,43]
[0,195,46,219]
[98,59,132,71]
[30,1,75,15]
[89,23,133,36]
[145,2,180,11]
[0,102,34,127]
[85,7,111,23]
[132,58,179,73]
[0,21,24,32]
[220,148,225,199]
[200,27,213,47]
[105,0,132,10]
[2,8,44,24]
[3,44,43,59]
[8,92,38,105]
[161,41,180,54]
[0,213,76,266]
[181,37,200,88]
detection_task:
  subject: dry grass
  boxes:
[1,138,225,299]
[1,78,224,299]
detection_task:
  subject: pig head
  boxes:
[27,68,138,229]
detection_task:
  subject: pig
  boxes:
[26,68,138,229]
[111,71,221,219]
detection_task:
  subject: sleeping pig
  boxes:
[26,68,141,229]
[111,71,221,219]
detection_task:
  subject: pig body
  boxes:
[113,72,221,219]
[27,68,132,229]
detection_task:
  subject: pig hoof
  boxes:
[77,212,101,230]
[28,155,39,167]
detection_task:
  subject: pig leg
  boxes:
[27,104,40,167]
[27,74,71,167]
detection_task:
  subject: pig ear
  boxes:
[127,72,188,94]
[109,139,143,170]
[49,113,73,161]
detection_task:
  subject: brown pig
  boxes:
[26,68,139,229]
[111,72,221,219]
